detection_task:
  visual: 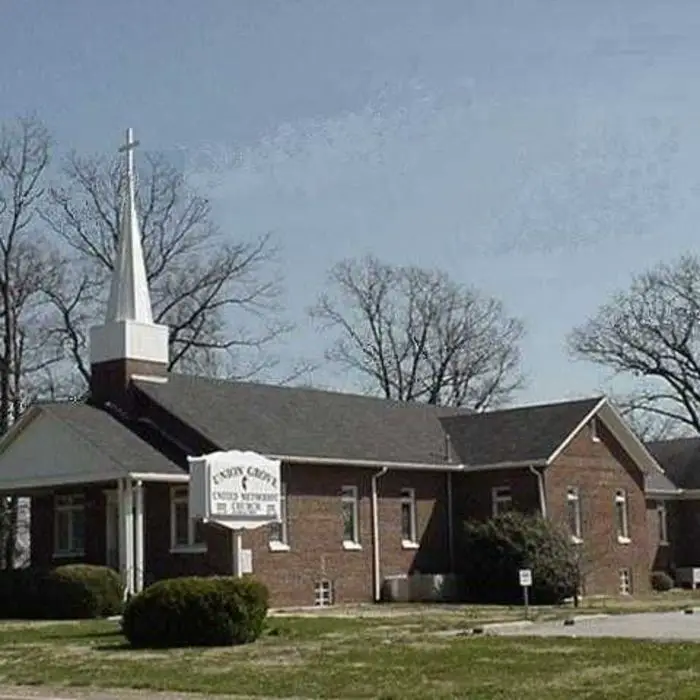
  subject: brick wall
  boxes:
[240,464,451,608]
[668,500,700,568]
[544,419,651,596]
[143,482,232,584]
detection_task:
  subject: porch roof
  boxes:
[0,402,184,492]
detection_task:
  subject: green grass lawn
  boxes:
[0,598,699,699]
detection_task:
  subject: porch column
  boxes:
[134,480,144,594]
[118,478,135,596]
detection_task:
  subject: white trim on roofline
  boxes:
[0,472,122,493]
[544,397,669,481]
[265,454,465,471]
[546,397,607,464]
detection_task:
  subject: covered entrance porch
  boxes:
[0,402,195,596]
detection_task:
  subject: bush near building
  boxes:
[0,564,123,619]
[459,511,579,604]
[122,575,269,648]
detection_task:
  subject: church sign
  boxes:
[187,451,282,529]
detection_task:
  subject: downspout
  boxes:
[371,467,389,603]
[529,465,547,518]
[447,472,455,571]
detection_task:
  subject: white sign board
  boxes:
[188,450,282,530]
[519,569,532,587]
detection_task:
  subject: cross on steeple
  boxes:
[118,128,140,188]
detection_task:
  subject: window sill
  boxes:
[617,536,632,545]
[53,550,85,559]
[342,541,362,551]
[170,545,208,555]
[401,540,420,550]
[268,541,291,553]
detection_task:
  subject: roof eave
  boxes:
[268,454,465,471]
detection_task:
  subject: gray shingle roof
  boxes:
[133,374,464,465]
[41,402,184,477]
[646,437,700,490]
[440,397,603,467]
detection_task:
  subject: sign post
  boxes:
[519,568,532,618]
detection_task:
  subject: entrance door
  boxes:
[105,491,119,571]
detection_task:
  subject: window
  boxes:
[341,485,360,549]
[590,418,600,442]
[657,501,669,546]
[400,488,418,548]
[269,479,290,551]
[615,489,630,543]
[170,486,206,553]
[54,494,85,557]
[567,487,582,542]
[619,568,632,595]
[314,579,334,607]
[491,486,512,517]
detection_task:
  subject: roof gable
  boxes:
[0,402,183,490]
[133,374,466,466]
[440,397,603,467]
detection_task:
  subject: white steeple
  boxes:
[89,128,169,372]
[106,128,153,324]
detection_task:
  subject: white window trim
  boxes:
[590,418,601,442]
[567,487,583,544]
[269,479,290,552]
[615,489,631,544]
[657,501,669,546]
[53,494,85,558]
[341,485,361,550]
[400,487,419,549]
[170,486,207,554]
[491,486,513,517]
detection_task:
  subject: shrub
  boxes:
[0,565,122,619]
[47,565,123,618]
[458,511,579,605]
[650,570,674,592]
[122,575,269,648]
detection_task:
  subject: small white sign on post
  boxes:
[519,569,532,588]
[519,568,532,618]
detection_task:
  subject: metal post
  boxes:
[523,585,529,619]
[232,530,243,578]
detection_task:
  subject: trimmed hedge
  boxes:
[122,575,269,648]
[651,570,674,592]
[0,565,123,619]
[459,511,579,605]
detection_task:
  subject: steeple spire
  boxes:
[89,128,169,403]
[105,128,153,324]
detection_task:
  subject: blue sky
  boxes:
[2,0,699,403]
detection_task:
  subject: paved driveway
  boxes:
[487,610,700,642]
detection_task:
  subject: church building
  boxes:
[0,130,694,607]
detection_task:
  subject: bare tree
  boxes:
[311,256,525,409]
[0,116,61,567]
[42,149,289,390]
[569,254,700,437]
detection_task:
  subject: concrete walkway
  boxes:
[487,609,700,641]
